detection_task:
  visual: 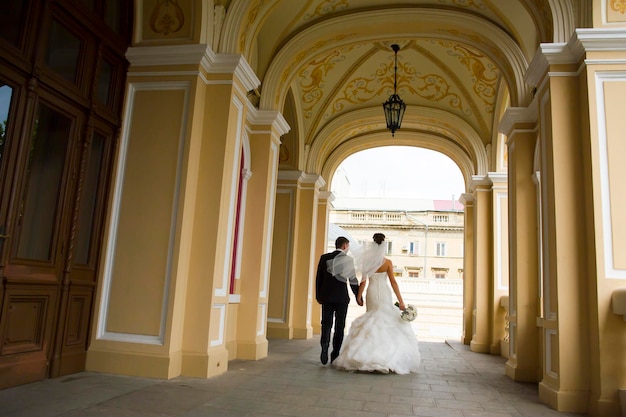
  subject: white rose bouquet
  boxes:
[394,302,417,322]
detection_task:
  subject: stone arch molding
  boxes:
[308,106,486,193]
[221,5,532,110]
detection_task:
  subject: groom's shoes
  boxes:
[320,347,329,365]
[330,351,339,363]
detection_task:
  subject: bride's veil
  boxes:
[349,241,386,282]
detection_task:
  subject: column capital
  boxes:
[499,106,538,138]
[488,172,508,188]
[526,28,626,88]
[470,175,492,192]
[318,191,335,204]
[126,44,261,93]
[247,109,291,137]
[277,171,326,190]
[459,193,474,205]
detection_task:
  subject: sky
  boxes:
[331,146,466,201]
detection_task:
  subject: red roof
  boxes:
[433,200,464,211]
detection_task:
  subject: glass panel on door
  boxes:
[0,84,11,167]
[16,104,71,261]
[0,2,27,46]
[74,131,105,265]
[45,20,82,84]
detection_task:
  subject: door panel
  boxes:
[0,284,57,386]
[0,0,130,388]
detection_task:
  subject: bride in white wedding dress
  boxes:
[333,233,421,374]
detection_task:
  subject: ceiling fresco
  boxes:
[217,0,586,182]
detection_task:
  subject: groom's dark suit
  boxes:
[316,249,359,364]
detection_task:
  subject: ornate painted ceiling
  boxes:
[217,0,586,182]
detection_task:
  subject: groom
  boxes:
[315,236,361,365]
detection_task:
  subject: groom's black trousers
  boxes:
[320,302,349,355]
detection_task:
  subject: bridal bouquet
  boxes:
[394,302,417,322]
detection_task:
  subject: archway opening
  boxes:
[329,146,465,343]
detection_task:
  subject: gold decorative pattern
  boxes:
[304,0,350,20]
[149,0,185,36]
[298,46,355,117]
[240,0,270,53]
[277,34,357,106]
[332,55,465,115]
[611,0,626,14]
[443,41,497,111]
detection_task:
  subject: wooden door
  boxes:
[0,0,130,388]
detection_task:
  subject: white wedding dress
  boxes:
[333,272,421,374]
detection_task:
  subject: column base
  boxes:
[500,340,509,358]
[86,348,182,379]
[266,323,292,339]
[181,347,229,378]
[236,339,269,360]
[539,381,589,413]
[470,340,490,353]
[505,359,540,382]
[292,326,312,339]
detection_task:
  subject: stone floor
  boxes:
[0,337,586,417]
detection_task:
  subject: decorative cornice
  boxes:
[318,191,335,203]
[299,173,326,190]
[459,193,474,205]
[498,105,538,137]
[575,28,626,52]
[125,44,260,92]
[126,44,208,67]
[526,28,626,88]
[470,174,492,191]
[247,109,291,136]
[488,171,508,185]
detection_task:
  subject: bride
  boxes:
[332,233,421,374]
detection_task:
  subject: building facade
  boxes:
[0,1,625,415]
[329,200,465,279]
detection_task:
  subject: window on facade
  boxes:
[409,241,420,255]
[436,242,446,256]
[435,271,446,278]
[385,241,392,255]
[433,215,449,223]
[408,271,420,278]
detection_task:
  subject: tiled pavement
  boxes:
[0,337,585,417]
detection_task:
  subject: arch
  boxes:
[548,0,578,42]
[306,106,487,185]
[259,8,531,111]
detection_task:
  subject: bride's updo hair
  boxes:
[373,233,385,245]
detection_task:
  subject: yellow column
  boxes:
[528,43,590,413]
[179,52,260,379]
[501,107,540,382]
[235,110,289,359]
[290,174,325,339]
[583,39,626,417]
[460,193,474,345]
[86,45,260,380]
[469,177,493,353]
[267,172,299,339]
[312,191,335,335]
[489,172,509,355]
